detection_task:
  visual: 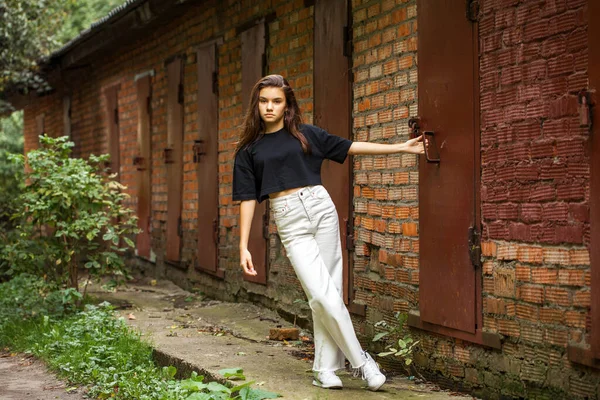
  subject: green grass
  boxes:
[0,275,279,400]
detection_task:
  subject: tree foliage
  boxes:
[0,110,23,228]
[2,136,139,291]
[0,0,124,111]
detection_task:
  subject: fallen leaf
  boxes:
[127,313,136,320]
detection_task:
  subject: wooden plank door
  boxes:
[241,22,268,284]
[165,57,184,263]
[589,0,600,360]
[103,85,120,180]
[195,42,221,275]
[416,0,480,335]
[135,73,152,259]
[314,0,359,311]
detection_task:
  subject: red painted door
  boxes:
[135,74,152,259]
[241,23,268,285]
[314,0,358,310]
[195,42,220,274]
[417,0,480,334]
[103,85,120,180]
[165,57,184,263]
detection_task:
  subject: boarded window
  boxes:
[195,41,221,276]
[135,72,153,260]
[103,85,120,179]
[36,113,45,143]
[63,96,72,139]
[165,56,185,263]
[241,22,268,285]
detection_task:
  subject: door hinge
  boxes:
[212,218,219,245]
[212,71,219,95]
[177,217,183,237]
[178,83,184,104]
[468,226,481,269]
[578,90,592,129]
[343,25,352,57]
[345,218,355,251]
[466,0,481,22]
[263,212,269,240]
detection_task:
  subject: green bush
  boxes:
[0,277,280,400]
[3,135,139,291]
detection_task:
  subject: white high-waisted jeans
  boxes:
[270,185,364,371]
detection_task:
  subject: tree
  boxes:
[0,0,124,113]
[0,0,67,103]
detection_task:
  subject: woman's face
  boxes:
[258,87,287,132]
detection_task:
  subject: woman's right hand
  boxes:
[240,248,257,276]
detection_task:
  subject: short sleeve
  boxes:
[232,148,258,201]
[308,125,352,164]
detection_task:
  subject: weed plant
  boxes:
[0,275,279,400]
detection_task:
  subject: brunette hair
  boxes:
[235,75,310,154]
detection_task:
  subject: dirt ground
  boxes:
[0,352,87,400]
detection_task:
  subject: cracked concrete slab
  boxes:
[88,277,478,400]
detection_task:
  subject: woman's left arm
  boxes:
[348,135,425,156]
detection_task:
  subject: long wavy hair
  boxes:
[235,75,310,154]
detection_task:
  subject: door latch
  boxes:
[408,118,440,163]
[193,140,206,163]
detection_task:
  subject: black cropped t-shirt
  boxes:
[232,124,352,203]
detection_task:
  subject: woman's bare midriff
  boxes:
[269,187,302,199]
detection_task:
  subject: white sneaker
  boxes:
[356,351,386,391]
[312,370,343,389]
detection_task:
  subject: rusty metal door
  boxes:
[36,114,45,143]
[416,0,480,334]
[241,22,268,285]
[195,42,220,274]
[135,73,152,259]
[104,85,120,180]
[165,57,184,263]
[589,0,600,360]
[314,0,358,310]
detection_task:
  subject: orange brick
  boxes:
[544,328,568,347]
[516,303,539,322]
[517,245,543,264]
[544,287,571,307]
[481,241,497,257]
[531,268,558,284]
[564,310,586,328]
[516,264,531,281]
[540,307,564,324]
[402,222,417,236]
[543,248,570,265]
[497,243,519,260]
[497,318,520,338]
[569,248,590,265]
[557,269,586,286]
[573,290,591,308]
[517,285,544,304]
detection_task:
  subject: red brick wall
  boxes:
[16,0,600,398]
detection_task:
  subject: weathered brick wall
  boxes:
[17,0,600,398]
[350,0,420,340]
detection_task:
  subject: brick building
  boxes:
[3,0,599,398]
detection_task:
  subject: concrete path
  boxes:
[0,353,86,400]
[89,277,479,400]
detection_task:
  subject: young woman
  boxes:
[233,75,424,392]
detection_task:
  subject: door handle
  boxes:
[408,118,440,164]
